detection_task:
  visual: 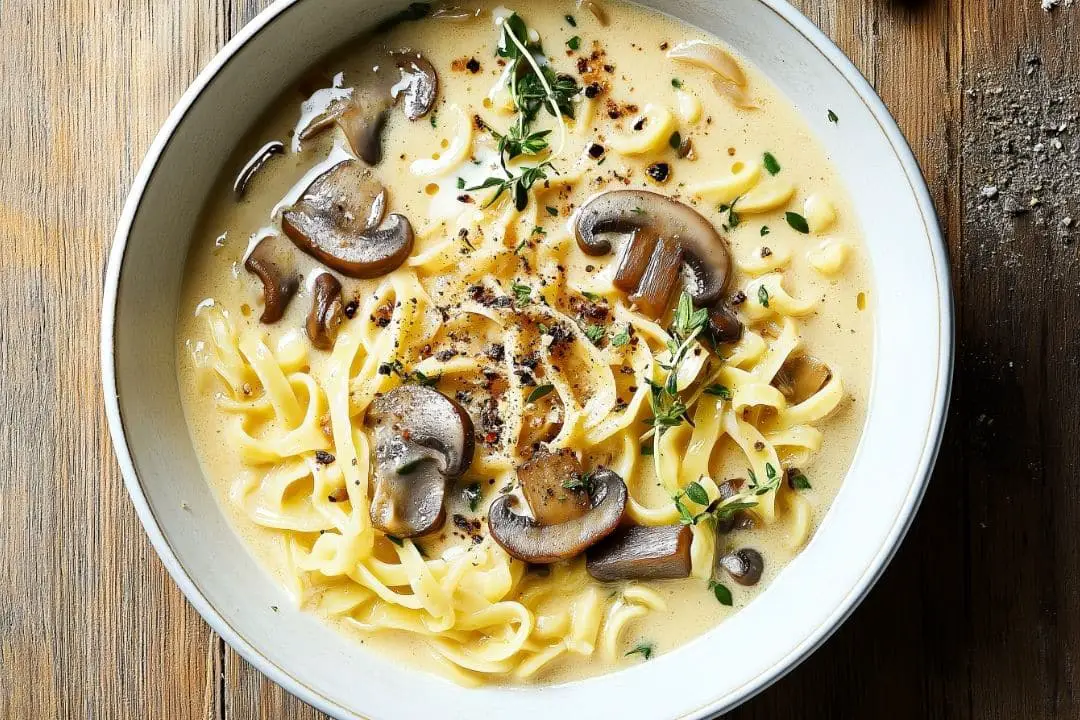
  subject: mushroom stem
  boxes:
[586,524,693,581]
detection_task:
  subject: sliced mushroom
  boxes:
[708,302,744,344]
[295,50,438,165]
[772,354,832,404]
[574,190,732,308]
[367,385,475,537]
[488,468,627,563]
[243,234,299,323]
[586,524,692,581]
[717,548,764,586]
[233,141,284,197]
[338,104,390,166]
[282,159,414,278]
[518,447,589,526]
[340,50,438,165]
[306,273,344,350]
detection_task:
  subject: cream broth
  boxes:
[177,0,871,685]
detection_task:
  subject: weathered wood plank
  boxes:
[0,0,228,716]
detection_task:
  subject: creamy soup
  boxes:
[177,0,872,686]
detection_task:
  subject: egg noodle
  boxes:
[183,1,861,685]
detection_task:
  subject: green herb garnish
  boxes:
[511,282,534,305]
[546,205,559,216]
[565,14,577,26]
[671,78,683,89]
[785,211,810,234]
[708,580,733,606]
[827,109,839,123]
[527,384,555,403]
[685,481,710,506]
[757,285,770,308]
[584,324,606,344]
[763,151,781,175]
[703,384,733,399]
[610,327,631,347]
[625,643,654,660]
[789,469,812,490]
[562,471,594,494]
[760,225,770,236]
[668,131,682,150]
[567,35,581,50]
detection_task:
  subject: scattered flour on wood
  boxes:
[964,56,1078,269]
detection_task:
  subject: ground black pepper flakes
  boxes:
[646,162,671,183]
[315,450,336,464]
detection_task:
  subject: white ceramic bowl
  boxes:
[102,0,952,717]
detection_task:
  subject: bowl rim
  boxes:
[101,0,954,717]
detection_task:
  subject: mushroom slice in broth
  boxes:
[306,273,345,350]
[518,447,589,526]
[586,524,693,581]
[488,468,627,564]
[243,234,300,323]
[574,190,739,332]
[772,354,832,404]
[282,160,414,279]
[367,385,475,537]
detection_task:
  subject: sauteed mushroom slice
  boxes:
[574,190,732,313]
[488,469,627,564]
[586,524,692,581]
[772,354,832,403]
[243,234,299,323]
[388,50,438,120]
[306,273,345,350]
[708,302,744,344]
[518,447,589,526]
[717,547,764,586]
[339,50,438,165]
[233,140,285,197]
[368,385,475,537]
[282,160,414,278]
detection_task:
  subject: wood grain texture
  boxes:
[1,0,1077,717]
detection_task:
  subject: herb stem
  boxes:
[500,17,567,156]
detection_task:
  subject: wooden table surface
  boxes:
[3,0,1078,717]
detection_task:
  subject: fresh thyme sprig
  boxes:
[671,480,759,526]
[469,13,579,212]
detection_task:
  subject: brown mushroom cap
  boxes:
[708,302,744,344]
[338,50,438,165]
[772,354,832,404]
[717,547,764,586]
[574,190,731,308]
[243,234,299,323]
[233,140,284,197]
[368,385,475,537]
[282,160,414,279]
[306,273,344,350]
[518,447,589,526]
[488,468,627,564]
[585,524,693,581]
